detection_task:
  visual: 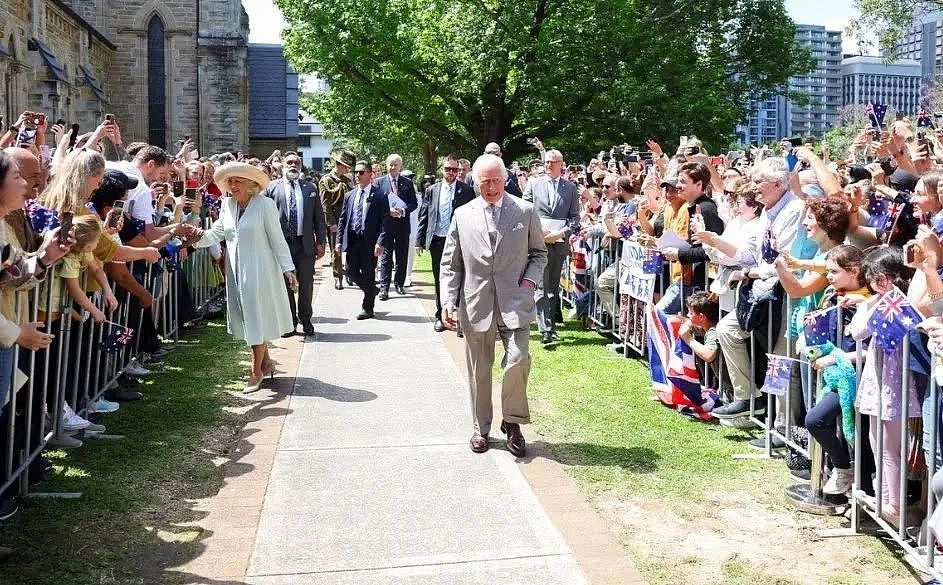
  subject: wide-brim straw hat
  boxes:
[213,162,271,191]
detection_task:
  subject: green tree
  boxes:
[279,0,812,168]
[848,0,938,57]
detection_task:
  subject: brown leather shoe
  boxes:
[500,421,526,457]
[469,433,489,453]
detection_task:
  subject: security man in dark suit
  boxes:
[264,152,328,337]
[336,161,392,320]
[466,142,523,198]
[416,154,476,332]
[373,153,418,299]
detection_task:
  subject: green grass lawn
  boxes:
[0,320,248,585]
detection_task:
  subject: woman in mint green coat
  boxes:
[194,162,296,391]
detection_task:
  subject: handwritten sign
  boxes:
[620,241,657,303]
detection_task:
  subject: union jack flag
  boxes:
[761,229,778,264]
[866,102,888,129]
[867,287,922,352]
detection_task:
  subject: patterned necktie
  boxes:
[287,180,299,235]
[353,188,365,233]
[487,204,498,247]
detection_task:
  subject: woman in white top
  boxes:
[691,180,764,312]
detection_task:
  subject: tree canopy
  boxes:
[848,0,939,57]
[278,0,812,165]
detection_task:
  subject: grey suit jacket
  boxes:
[440,194,548,332]
[264,178,328,256]
[523,176,581,250]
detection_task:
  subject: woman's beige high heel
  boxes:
[244,374,262,393]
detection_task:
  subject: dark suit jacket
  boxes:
[264,178,328,256]
[337,184,392,252]
[372,174,418,235]
[417,180,476,249]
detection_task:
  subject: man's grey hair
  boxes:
[484,142,502,156]
[386,153,403,166]
[545,149,563,161]
[472,154,506,182]
[753,157,789,187]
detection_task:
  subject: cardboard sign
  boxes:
[620,241,657,303]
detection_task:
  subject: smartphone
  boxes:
[68,123,79,148]
[107,200,125,229]
[184,187,198,213]
[172,181,184,198]
[55,118,65,127]
[104,113,114,122]
[626,154,639,163]
[32,113,45,127]
[58,212,73,244]
[709,155,724,167]
[906,241,923,267]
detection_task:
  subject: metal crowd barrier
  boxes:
[0,243,221,501]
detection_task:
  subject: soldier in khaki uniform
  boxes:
[319,150,356,289]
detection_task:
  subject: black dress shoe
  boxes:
[395,284,405,295]
[334,278,344,290]
[346,275,354,286]
[541,333,553,345]
[378,290,389,301]
[549,332,562,342]
[356,310,375,320]
[433,320,445,332]
[281,330,296,338]
[500,421,526,457]
[456,329,464,338]
[469,433,489,453]
[303,329,315,337]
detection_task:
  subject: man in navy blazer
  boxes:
[523,149,580,345]
[466,142,523,198]
[336,160,392,320]
[415,154,476,332]
[265,152,328,337]
[373,153,418,299]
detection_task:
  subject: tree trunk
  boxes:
[421,140,437,178]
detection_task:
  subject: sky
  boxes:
[244,0,861,47]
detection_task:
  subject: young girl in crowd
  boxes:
[59,215,118,324]
[846,246,922,521]
[807,245,869,495]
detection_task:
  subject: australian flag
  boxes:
[642,248,664,275]
[25,200,59,234]
[866,102,888,129]
[918,109,936,129]
[761,230,778,264]
[617,215,634,239]
[161,239,182,272]
[803,308,837,345]
[866,197,907,231]
[100,324,135,353]
[762,354,794,396]
[867,287,923,352]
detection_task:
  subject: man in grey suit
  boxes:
[523,149,580,345]
[440,154,548,457]
[265,152,328,337]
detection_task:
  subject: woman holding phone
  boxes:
[192,162,296,392]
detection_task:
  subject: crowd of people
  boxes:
[7,100,943,565]
[499,123,943,544]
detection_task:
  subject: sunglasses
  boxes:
[356,170,368,175]
[443,166,459,172]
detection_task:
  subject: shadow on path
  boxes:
[293,378,378,402]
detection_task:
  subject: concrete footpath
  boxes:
[244,277,588,584]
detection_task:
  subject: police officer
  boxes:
[319,149,356,290]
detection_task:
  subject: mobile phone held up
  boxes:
[68,123,80,148]
[107,200,125,229]
[58,212,73,245]
[184,188,198,213]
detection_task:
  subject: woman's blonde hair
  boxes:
[40,149,105,212]
[71,214,103,251]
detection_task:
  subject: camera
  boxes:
[526,137,539,146]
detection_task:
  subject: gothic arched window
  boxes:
[147,15,166,148]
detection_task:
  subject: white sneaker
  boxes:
[92,397,119,413]
[125,361,152,376]
[823,467,854,495]
[61,404,90,431]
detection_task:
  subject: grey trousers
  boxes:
[536,246,567,334]
[462,313,531,436]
